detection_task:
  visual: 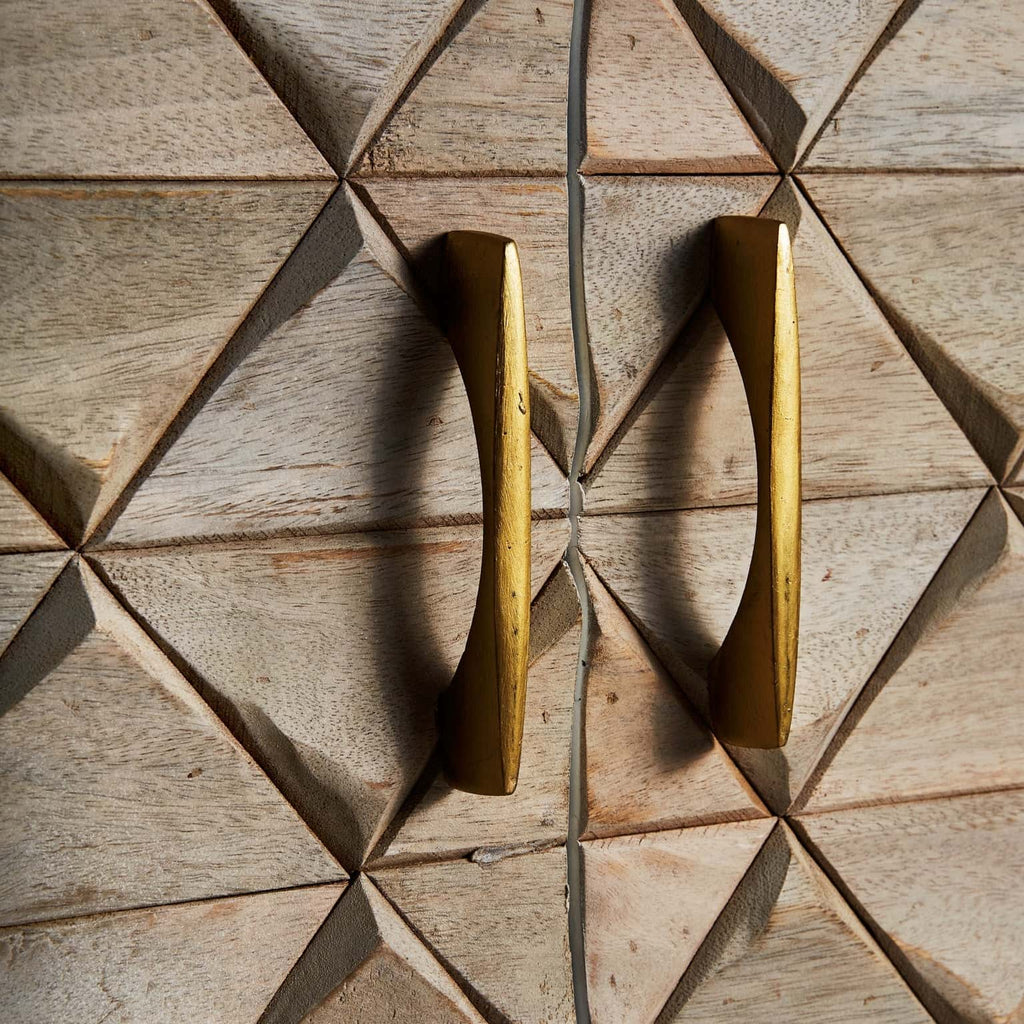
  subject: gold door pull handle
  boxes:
[708,216,801,749]
[439,231,531,795]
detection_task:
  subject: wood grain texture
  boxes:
[209,0,462,174]
[581,175,778,472]
[359,176,577,471]
[583,819,773,1024]
[582,0,771,174]
[0,180,333,547]
[372,847,573,1024]
[0,883,345,1024]
[0,558,342,928]
[660,822,931,1022]
[0,0,333,179]
[676,0,901,169]
[582,562,766,839]
[797,790,1024,1024]
[93,518,567,871]
[0,550,68,658]
[372,563,578,865]
[586,178,990,512]
[97,185,566,549]
[581,488,985,814]
[804,173,1024,483]
[805,0,1024,170]
[800,489,1024,813]
[0,473,62,553]
[359,0,572,176]
[261,875,485,1024]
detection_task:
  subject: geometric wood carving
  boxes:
[0,883,345,1024]
[581,488,985,813]
[260,875,485,1024]
[0,474,63,554]
[583,0,771,174]
[0,181,333,546]
[97,185,567,548]
[360,0,572,176]
[799,489,1024,812]
[0,559,343,927]
[585,180,990,512]
[582,819,773,1024]
[0,0,334,178]
[803,173,1024,483]
[0,551,68,658]
[372,847,573,1024]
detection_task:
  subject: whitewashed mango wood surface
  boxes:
[0,550,68,658]
[0,0,333,179]
[0,474,62,553]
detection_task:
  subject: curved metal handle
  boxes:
[439,231,531,795]
[708,216,801,748]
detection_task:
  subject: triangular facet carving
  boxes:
[209,0,463,174]
[677,0,902,170]
[581,175,778,472]
[98,185,565,548]
[798,791,1024,1024]
[800,490,1024,812]
[586,179,990,512]
[583,819,773,1024]
[0,559,342,928]
[0,474,63,554]
[0,0,333,177]
[261,875,486,1024]
[94,519,566,871]
[581,488,985,813]
[804,0,1024,169]
[583,0,771,173]
[660,823,931,1022]
[804,173,1024,482]
[0,181,333,547]
[0,884,344,1024]
[372,561,578,865]
[358,176,577,471]
[582,561,766,838]
[372,847,573,1024]
[0,551,68,658]
[359,0,571,176]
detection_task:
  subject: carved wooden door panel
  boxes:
[1,1,1021,1023]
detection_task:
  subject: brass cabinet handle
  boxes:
[439,231,531,795]
[708,216,801,749]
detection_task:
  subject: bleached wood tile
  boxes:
[0,883,344,1024]
[0,180,333,547]
[371,563,578,865]
[0,473,62,553]
[93,518,567,871]
[581,488,985,813]
[359,176,577,471]
[585,179,990,512]
[582,561,766,839]
[581,175,778,472]
[582,0,771,174]
[797,790,1024,1024]
[372,846,573,1024]
[0,550,68,658]
[660,823,931,1022]
[800,489,1024,813]
[803,173,1024,483]
[262,875,485,1024]
[0,0,333,179]
[0,558,342,928]
[97,185,565,548]
[805,0,1024,169]
[677,0,902,169]
[209,0,462,174]
[583,819,773,1024]
[359,0,571,176]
